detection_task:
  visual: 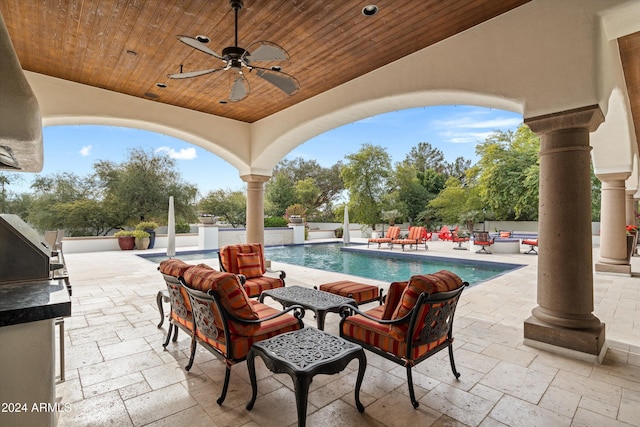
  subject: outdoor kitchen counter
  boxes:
[0,278,71,327]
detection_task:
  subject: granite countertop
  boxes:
[0,279,71,327]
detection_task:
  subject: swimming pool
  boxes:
[141,243,523,285]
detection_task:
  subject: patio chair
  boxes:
[218,243,286,297]
[523,238,538,254]
[451,230,469,250]
[180,265,304,405]
[472,231,494,254]
[391,226,428,251]
[339,270,469,408]
[368,225,400,248]
[158,259,198,369]
[437,225,453,241]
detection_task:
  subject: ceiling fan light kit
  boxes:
[168,0,299,102]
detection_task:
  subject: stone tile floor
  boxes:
[55,239,640,426]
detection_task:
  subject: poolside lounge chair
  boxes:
[451,230,469,250]
[218,243,286,297]
[473,231,494,254]
[339,270,469,408]
[437,225,453,241]
[368,225,400,248]
[523,238,538,254]
[391,226,428,251]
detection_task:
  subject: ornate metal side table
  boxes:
[259,285,356,330]
[246,327,366,427]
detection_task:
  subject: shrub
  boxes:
[114,230,136,237]
[265,217,289,227]
[131,230,150,238]
[175,222,191,233]
[136,221,159,230]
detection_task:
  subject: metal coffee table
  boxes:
[259,285,356,330]
[246,327,366,427]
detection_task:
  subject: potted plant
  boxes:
[198,214,217,224]
[132,229,151,250]
[114,230,136,250]
[334,226,344,238]
[136,221,158,249]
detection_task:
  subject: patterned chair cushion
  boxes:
[219,244,266,275]
[389,270,463,340]
[340,305,446,361]
[237,252,263,279]
[319,281,380,304]
[381,281,408,320]
[194,300,302,362]
[183,265,260,336]
[243,276,285,298]
[159,258,194,277]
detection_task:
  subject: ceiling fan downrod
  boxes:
[230,0,243,48]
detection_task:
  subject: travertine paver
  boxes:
[52,239,640,427]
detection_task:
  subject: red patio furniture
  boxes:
[473,231,495,254]
[218,243,285,297]
[339,270,469,408]
[451,230,469,250]
[392,226,428,251]
[523,238,538,254]
[368,225,400,248]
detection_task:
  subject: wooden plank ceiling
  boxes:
[619,32,640,154]
[0,0,531,123]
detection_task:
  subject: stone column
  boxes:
[595,172,631,274]
[523,105,606,361]
[241,174,270,246]
[625,191,637,225]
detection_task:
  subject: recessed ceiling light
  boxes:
[362,5,378,16]
[270,66,281,72]
[144,92,159,99]
[195,35,210,43]
[126,49,137,55]
[219,100,228,104]
[156,83,167,88]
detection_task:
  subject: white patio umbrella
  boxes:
[166,196,176,258]
[343,205,350,245]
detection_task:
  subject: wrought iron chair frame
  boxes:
[339,283,468,408]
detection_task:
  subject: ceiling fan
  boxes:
[168,0,300,102]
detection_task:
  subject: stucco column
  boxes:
[523,105,606,360]
[241,174,270,246]
[595,172,631,274]
[625,191,637,225]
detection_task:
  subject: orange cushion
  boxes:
[237,252,263,279]
[159,259,193,277]
[499,231,511,238]
[382,281,408,320]
[219,244,266,275]
[389,271,463,340]
[182,265,259,336]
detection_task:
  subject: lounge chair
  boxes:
[473,231,494,254]
[523,238,538,254]
[339,270,469,408]
[451,230,469,250]
[391,226,428,251]
[218,243,286,297]
[437,225,452,241]
[368,225,400,248]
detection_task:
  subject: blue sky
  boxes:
[9,105,522,197]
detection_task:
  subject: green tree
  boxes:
[94,148,197,225]
[403,142,446,173]
[341,143,391,229]
[0,172,24,213]
[198,189,246,227]
[428,176,483,226]
[387,163,429,223]
[475,125,539,220]
[265,172,296,216]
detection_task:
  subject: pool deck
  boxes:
[54,238,640,426]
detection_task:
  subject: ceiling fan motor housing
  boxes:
[222,46,248,61]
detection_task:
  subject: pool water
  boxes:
[264,244,522,285]
[141,243,523,285]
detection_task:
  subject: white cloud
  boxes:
[440,130,494,144]
[79,145,92,156]
[155,146,197,160]
[437,117,521,129]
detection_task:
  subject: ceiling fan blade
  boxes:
[229,74,249,102]
[245,41,289,62]
[255,68,299,95]
[167,68,221,79]
[176,35,223,59]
